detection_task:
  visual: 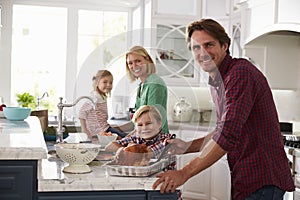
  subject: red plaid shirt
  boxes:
[210,55,295,199]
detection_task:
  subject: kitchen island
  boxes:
[0,117,178,200]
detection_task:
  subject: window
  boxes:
[11,4,129,117]
[11,5,67,114]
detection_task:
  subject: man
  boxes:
[152,18,295,200]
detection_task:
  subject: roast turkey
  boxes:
[115,144,152,166]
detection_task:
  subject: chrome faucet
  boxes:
[37,92,49,110]
[56,96,95,143]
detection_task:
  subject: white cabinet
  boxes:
[173,129,231,200]
[143,0,202,86]
[210,156,231,200]
[152,0,201,18]
[151,21,202,86]
[178,153,211,200]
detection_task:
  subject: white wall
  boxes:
[272,90,300,123]
[167,86,212,121]
[166,86,300,130]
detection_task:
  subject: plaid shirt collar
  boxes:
[137,129,163,146]
[208,54,232,88]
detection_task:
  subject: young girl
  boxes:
[79,70,127,140]
[105,105,176,170]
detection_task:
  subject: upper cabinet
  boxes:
[143,0,203,86]
[151,20,203,86]
[142,0,238,86]
[152,0,201,18]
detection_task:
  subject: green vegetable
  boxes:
[16,92,37,109]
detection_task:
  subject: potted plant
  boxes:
[16,92,37,109]
[16,92,48,132]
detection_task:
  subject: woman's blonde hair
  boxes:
[132,105,162,124]
[92,70,113,98]
[125,46,156,82]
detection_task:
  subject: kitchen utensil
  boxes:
[55,143,100,173]
[3,107,31,121]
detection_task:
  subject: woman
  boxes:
[116,46,169,133]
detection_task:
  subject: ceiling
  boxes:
[66,0,141,8]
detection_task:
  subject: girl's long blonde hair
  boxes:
[92,70,113,98]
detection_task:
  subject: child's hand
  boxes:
[99,131,113,136]
[165,138,188,155]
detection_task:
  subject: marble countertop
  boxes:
[38,156,165,192]
[0,116,207,193]
[0,116,172,192]
[0,116,48,160]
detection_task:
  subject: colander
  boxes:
[56,143,100,173]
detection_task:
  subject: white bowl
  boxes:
[56,143,100,173]
[97,134,118,147]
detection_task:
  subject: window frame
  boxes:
[0,0,136,108]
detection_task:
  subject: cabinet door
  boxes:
[38,191,146,200]
[147,191,179,200]
[0,160,37,200]
[176,130,211,200]
[210,156,231,200]
[152,0,201,18]
[152,21,202,87]
[178,153,211,200]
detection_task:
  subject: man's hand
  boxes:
[165,138,189,155]
[152,169,189,193]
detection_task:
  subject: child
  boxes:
[79,70,127,140]
[105,105,176,170]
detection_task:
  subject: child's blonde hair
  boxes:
[92,70,113,98]
[132,105,162,124]
[125,46,156,82]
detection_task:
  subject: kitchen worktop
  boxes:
[0,116,48,160]
[39,157,162,192]
[0,116,178,198]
